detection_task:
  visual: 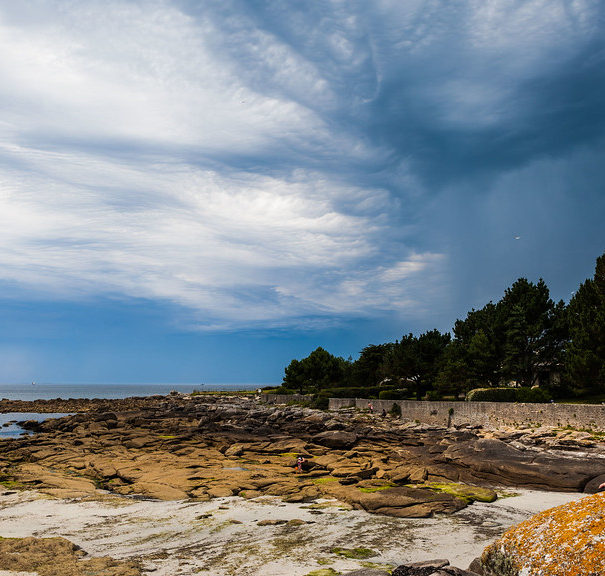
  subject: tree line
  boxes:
[279,252,605,401]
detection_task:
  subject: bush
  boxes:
[319,386,381,399]
[310,395,330,410]
[265,386,296,395]
[378,389,408,400]
[389,403,402,417]
[466,387,552,403]
[515,386,552,403]
[466,388,519,402]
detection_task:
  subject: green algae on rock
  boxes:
[413,482,498,503]
[331,547,377,559]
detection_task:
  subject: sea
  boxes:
[0,382,261,401]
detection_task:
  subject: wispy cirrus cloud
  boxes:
[0,0,603,336]
[0,139,438,328]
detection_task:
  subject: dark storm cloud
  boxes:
[0,0,603,336]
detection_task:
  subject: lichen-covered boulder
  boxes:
[481,492,605,576]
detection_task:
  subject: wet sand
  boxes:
[0,488,584,575]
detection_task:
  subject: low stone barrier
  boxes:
[328,398,605,431]
[262,393,311,405]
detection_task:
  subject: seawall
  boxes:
[332,398,605,431]
[262,394,605,431]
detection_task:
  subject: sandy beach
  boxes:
[0,488,584,575]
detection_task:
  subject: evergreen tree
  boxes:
[441,302,502,389]
[435,340,470,397]
[497,278,558,387]
[467,329,500,387]
[283,347,349,393]
[566,253,605,394]
[382,330,450,400]
[351,343,395,387]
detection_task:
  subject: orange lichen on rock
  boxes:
[482,492,605,576]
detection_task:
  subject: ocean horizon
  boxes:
[0,382,266,401]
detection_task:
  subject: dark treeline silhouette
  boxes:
[279,252,605,401]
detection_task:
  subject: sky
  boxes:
[0,0,604,386]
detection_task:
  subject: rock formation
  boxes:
[1,394,604,519]
[481,492,605,575]
[0,536,141,576]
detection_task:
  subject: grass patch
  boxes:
[271,537,304,555]
[190,390,255,396]
[554,425,605,440]
[412,482,497,503]
[0,479,27,490]
[158,435,177,439]
[331,547,377,559]
[304,569,340,576]
[497,490,521,499]
[358,484,393,493]
[360,561,396,571]
[312,477,338,485]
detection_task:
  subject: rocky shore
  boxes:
[1,393,604,575]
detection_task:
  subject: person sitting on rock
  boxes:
[296,456,305,474]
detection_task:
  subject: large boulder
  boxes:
[481,492,605,575]
[312,430,358,449]
[328,485,468,518]
[441,438,605,490]
[392,560,479,575]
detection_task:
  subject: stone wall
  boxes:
[327,398,605,431]
[262,393,311,405]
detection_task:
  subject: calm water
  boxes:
[0,382,261,401]
[0,412,73,439]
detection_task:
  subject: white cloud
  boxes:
[0,1,453,329]
[0,141,438,327]
[0,1,332,155]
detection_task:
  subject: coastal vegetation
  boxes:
[275,252,605,403]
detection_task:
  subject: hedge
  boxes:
[315,386,382,399]
[466,386,552,403]
[378,389,409,400]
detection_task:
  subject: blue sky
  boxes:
[0,0,603,385]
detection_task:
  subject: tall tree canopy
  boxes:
[381,330,450,400]
[283,347,349,393]
[498,278,561,387]
[566,253,605,394]
[281,252,604,400]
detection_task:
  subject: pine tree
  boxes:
[566,253,605,394]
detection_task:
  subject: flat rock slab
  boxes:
[0,536,141,576]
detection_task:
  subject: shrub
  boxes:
[466,387,552,403]
[378,389,408,400]
[389,403,402,417]
[466,388,519,402]
[319,386,381,399]
[264,386,296,395]
[310,395,329,410]
[515,386,552,403]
